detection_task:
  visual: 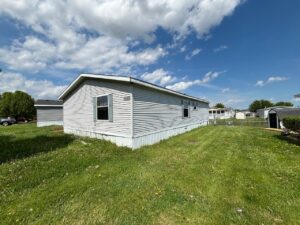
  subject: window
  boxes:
[93,94,113,121]
[97,95,109,120]
[183,106,189,117]
[221,110,225,114]
[182,100,190,118]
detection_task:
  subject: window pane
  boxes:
[97,96,108,107]
[184,108,189,117]
[97,107,108,120]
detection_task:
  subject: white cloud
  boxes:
[185,48,202,60]
[180,46,187,52]
[0,72,67,99]
[255,76,287,87]
[166,71,222,91]
[0,0,242,73]
[213,45,228,52]
[221,88,231,93]
[141,68,176,86]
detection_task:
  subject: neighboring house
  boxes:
[235,112,246,120]
[257,106,291,119]
[268,108,300,129]
[209,107,234,120]
[239,109,256,117]
[58,74,209,149]
[34,100,63,127]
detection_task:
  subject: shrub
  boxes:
[283,116,300,133]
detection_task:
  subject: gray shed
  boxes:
[34,100,63,127]
[268,108,300,129]
[59,73,209,149]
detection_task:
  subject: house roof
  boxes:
[58,73,209,103]
[257,106,292,111]
[34,99,63,107]
[269,108,300,120]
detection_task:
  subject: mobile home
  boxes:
[35,100,63,127]
[58,74,209,149]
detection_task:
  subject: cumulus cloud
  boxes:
[0,0,242,73]
[185,48,202,60]
[213,45,228,52]
[141,68,176,86]
[0,72,67,99]
[166,71,223,91]
[255,76,287,87]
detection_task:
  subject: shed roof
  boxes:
[34,99,63,107]
[269,108,300,120]
[58,73,209,103]
[257,106,292,111]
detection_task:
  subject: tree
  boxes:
[274,101,293,107]
[214,103,225,108]
[0,91,35,118]
[249,100,274,112]
[0,92,14,117]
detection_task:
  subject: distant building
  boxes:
[268,108,300,129]
[238,109,256,117]
[257,106,292,119]
[235,112,246,120]
[34,100,63,127]
[209,107,235,120]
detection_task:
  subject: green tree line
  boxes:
[0,91,35,119]
[249,100,293,112]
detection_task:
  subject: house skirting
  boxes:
[64,121,208,149]
[37,121,63,127]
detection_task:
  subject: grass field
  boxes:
[0,124,300,225]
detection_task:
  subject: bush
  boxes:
[283,116,300,133]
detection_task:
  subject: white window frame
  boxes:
[96,94,109,121]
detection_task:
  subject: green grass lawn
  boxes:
[0,124,300,225]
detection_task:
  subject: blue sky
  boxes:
[0,0,299,108]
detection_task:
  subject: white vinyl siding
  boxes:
[132,84,209,137]
[63,79,132,136]
[36,107,63,122]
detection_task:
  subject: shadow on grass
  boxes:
[0,134,75,164]
[275,134,300,147]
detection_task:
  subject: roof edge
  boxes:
[34,104,63,107]
[58,73,209,103]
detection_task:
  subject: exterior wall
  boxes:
[132,84,209,137]
[64,121,207,149]
[257,109,270,119]
[63,79,132,139]
[209,112,234,120]
[63,79,209,149]
[36,107,63,127]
